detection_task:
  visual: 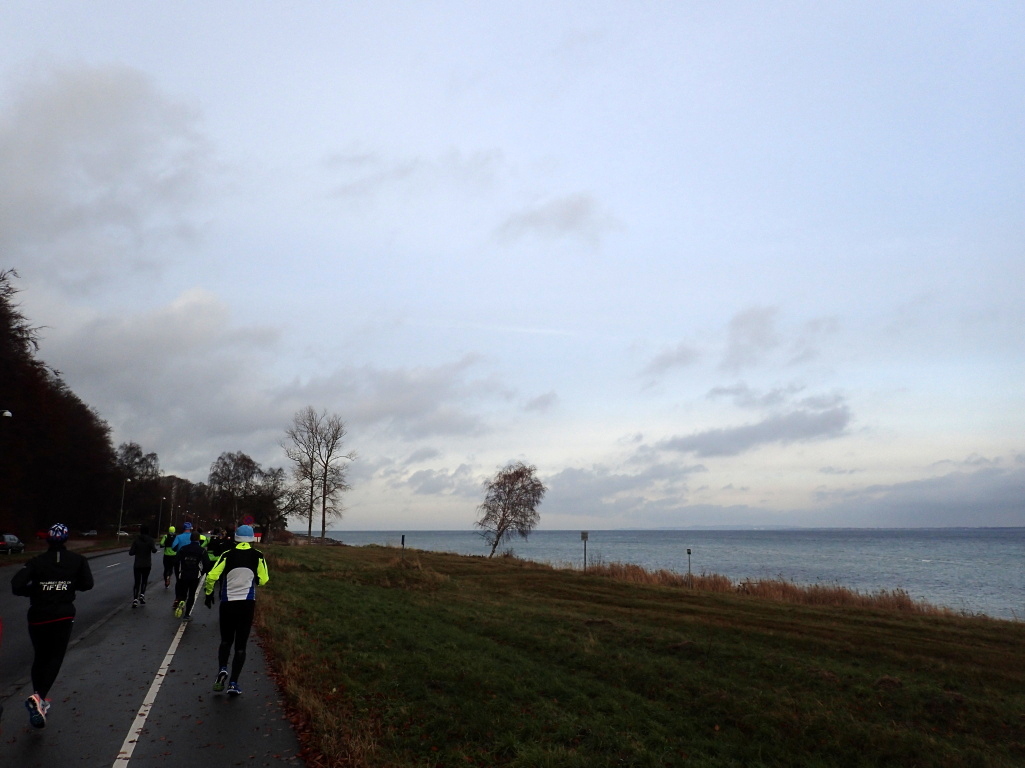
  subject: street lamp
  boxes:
[1,410,11,418]
[157,496,166,534]
[117,478,132,538]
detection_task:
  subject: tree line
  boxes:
[0,269,354,540]
[3,268,548,551]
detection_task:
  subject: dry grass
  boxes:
[582,560,958,615]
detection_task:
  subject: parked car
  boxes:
[0,534,25,554]
[80,530,98,537]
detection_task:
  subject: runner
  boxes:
[173,531,208,620]
[160,525,177,588]
[169,522,195,608]
[203,524,269,695]
[171,521,194,553]
[10,523,94,729]
[128,524,158,607]
[207,527,233,563]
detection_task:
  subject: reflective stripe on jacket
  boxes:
[204,542,269,601]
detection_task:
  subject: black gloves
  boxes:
[204,593,215,609]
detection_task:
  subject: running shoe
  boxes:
[139,594,146,605]
[213,668,228,692]
[132,598,139,608]
[174,601,184,618]
[226,682,242,696]
[25,694,46,729]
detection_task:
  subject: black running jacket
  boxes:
[11,545,95,623]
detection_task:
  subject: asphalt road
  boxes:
[0,549,303,766]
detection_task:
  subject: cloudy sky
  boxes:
[2,2,1023,530]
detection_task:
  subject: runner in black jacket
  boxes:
[11,523,94,729]
[173,532,208,620]
[128,524,158,607]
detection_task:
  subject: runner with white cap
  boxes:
[203,524,269,695]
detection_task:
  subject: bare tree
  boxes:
[283,406,322,541]
[314,413,355,540]
[283,407,355,541]
[475,462,547,558]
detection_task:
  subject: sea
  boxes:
[317,528,1025,621]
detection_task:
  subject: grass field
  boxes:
[253,543,1025,767]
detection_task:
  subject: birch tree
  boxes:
[475,462,547,558]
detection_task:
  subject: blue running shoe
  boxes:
[226,682,242,696]
[25,694,47,729]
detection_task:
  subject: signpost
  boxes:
[581,531,589,572]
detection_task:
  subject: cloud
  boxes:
[642,342,699,378]
[545,460,707,521]
[41,290,511,479]
[720,306,780,372]
[929,453,1002,470]
[707,382,805,409]
[42,288,284,476]
[717,309,840,373]
[288,355,509,441]
[816,464,1025,528]
[401,464,479,496]
[325,147,502,200]
[404,447,442,465]
[788,316,840,365]
[0,64,209,289]
[496,193,617,246]
[659,404,852,457]
[524,391,558,412]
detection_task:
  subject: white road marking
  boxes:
[112,620,187,765]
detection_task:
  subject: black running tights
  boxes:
[28,618,74,699]
[218,601,255,683]
[175,577,201,615]
[133,567,151,599]
[162,555,176,582]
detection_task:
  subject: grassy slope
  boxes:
[257,544,1025,768]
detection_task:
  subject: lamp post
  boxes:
[157,496,166,534]
[117,478,132,539]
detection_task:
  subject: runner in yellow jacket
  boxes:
[203,525,269,696]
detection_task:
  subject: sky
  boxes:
[1,2,1023,530]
